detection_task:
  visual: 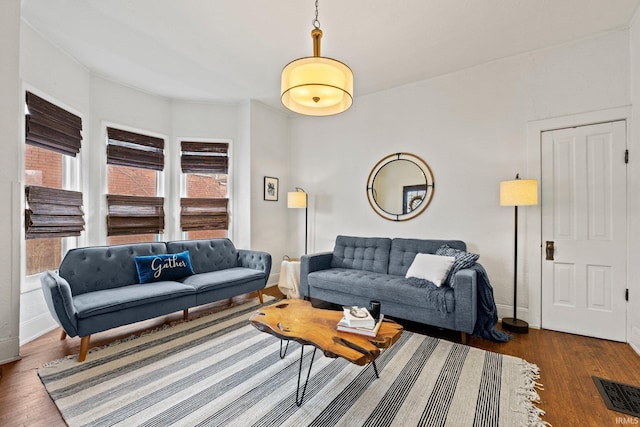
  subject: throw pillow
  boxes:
[134,251,195,284]
[435,244,480,285]
[405,253,455,287]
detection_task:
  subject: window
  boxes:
[106,127,164,245]
[180,141,229,239]
[24,91,83,276]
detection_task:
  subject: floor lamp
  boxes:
[500,174,538,334]
[287,188,308,255]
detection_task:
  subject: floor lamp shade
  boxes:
[288,189,308,255]
[287,191,308,209]
[500,179,538,206]
[500,175,538,334]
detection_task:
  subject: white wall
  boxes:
[248,101,290,284]
[0,0,22,363]
[629,12,640,353]
[289,30,632,326]
[20,23,91,114]
[234,101,252,249]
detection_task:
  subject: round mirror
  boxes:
[366,153,435,221]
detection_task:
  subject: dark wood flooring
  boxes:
[1,288,638,426]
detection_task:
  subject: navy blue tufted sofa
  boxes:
[41,238,271,361]
[300,235,477,342]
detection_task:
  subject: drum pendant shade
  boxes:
[281,6,353,116]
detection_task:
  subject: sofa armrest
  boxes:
[451,268,477,334]
[40,271,79,337]
[237,250,272,286]
[300,251,333,297]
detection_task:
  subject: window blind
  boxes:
[106,194,165,236]
[180,141,228,174]
[107,127,165,171]
[25,186,84,239]
[180,198,229,231]
[25,91,83,157]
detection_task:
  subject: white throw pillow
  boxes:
[405,253,456,287]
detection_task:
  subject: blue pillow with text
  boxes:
[134,251,195,284]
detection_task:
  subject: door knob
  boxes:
[545,241,554,260]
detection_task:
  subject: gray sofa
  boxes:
[41,238,271,361]
[300,236,477,341]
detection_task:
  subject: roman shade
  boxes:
[107,127,165,171]
[25,91,83,157]
[180,198,229,231]
[180,141,228,174]
[106,194,165,236]
[25,186,84,239]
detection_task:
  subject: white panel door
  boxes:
[541,121,627,341]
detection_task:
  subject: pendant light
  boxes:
[281,0,353,116]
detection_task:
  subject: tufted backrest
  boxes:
[58,243,168,295]
[166,238,238,274]
[388,238,466,276]
[331,235,391,274]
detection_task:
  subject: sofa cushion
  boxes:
[166,239,238,274]
[59,243,169,295]
[331,236,391,274]
[134,251,195,284]
[73,281,195,319]
[405,253,455,287]
[388,238,466,276]
[179,267,265,293]
[307,268,455,312]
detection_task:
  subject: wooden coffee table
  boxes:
[249,299,403,405]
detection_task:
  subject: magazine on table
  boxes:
[337,314,385,337]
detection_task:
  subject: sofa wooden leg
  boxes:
[78,335,90,362]
[258,290,264,304]
[183,309,189,321]
[461,332,468,345]
[60,330,67,340]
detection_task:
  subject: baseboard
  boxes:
[0,336,21,364]
[20,312,58,346]
[267,272,280,287]
[496,304,539,328]
[630,326,640,356]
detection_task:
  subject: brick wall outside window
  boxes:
[24,145,64,275]
[186,173,227,240]
[108,164,158,245]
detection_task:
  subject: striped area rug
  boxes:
[39,300,548,426]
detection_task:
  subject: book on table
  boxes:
[337,314,385,337]
[341,306,376,329]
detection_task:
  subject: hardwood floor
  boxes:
[1,288,638,426]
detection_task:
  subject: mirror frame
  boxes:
[366,152,435,221]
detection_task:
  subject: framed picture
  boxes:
[264,176,279,201]
[403,184,427,214]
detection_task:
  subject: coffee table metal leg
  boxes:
[372,360,379,378]
[296,345,317,406]
[280,340,290,359]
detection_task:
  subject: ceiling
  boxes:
[21,0,640,112]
